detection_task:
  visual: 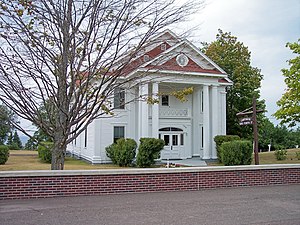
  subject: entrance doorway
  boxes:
[159,127,184,159]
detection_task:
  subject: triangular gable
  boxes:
[121,30,229,79]
[138,40,226,75]
[145,55,223,74]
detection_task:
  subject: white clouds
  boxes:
[183,0,300,124]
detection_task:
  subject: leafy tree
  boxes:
[12,131,23,150]
[6,132,13,146]
[0,105,16,144]
[274,39,300,127]
[0,0,200,169]
[259,118,300,150]
[25,129,52,150]
[202,29,265,138]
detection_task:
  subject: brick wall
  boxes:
[0,165,299,200]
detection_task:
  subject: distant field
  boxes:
[258,148,300,164]
[1,150,121,171]
[205,148,300,166]
[1,149,300,171]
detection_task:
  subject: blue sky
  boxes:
[184,0,300,125]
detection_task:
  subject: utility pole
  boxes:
[252,97,259,165]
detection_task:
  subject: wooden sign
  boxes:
[236,98,264,165]
[239,117,253,125]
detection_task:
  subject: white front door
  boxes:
[160,132,184,159]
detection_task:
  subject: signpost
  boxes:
[237,97,264,165]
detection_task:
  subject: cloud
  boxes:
[185,0,300,124]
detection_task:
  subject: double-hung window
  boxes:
[114,87,125,109]
[113,126,125,143]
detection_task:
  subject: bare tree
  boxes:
[0,0,201,169]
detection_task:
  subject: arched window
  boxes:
[159,127,183,132]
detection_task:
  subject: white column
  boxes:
[202,85,210,159]
[192,86,200,156]
[140,83,149,137]
[138,85,142,140]
[211,85,218,159]
[152,82,159,138]
[221,90,227,135]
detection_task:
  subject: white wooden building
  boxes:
[67,30,232,163]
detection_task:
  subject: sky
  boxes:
[183,0,300,125]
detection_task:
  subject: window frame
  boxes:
[113,126,125,143]
[161,95,169,106]
[114,87,125,109]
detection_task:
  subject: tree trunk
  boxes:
[51,133,66,170]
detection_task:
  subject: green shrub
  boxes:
[274,149,287,160]
[274,144,285,150]
[106,138,137,166]
[0,145,9,165]
[296,151,300,160]
[38,142,53,163]
[220,140,252,166]
[7,143,20,150]
[136,138,164,167]
[214,135,240,162]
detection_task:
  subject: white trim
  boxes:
[1,164,299,177]
[135,68,228,78]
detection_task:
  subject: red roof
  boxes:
[145,56,223,74]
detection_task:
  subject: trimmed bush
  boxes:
[274,149,287,160]
[136,138,164,168]
[214,135,240,162]
[106,138,137,166]
[220,140,252,166]
[0,145,9,165]
[38,142,53,163]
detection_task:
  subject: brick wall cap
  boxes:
[0,164,300,178]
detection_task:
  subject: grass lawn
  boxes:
[0,150,122,171]
[258,148,300,164]
[208,148,300,166]
[1,149,300,171]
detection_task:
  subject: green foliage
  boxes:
[274,150,287,160]
[296,151,300,160]
[220,140,252,166]
[0,145,9,165]
[38,142,53,163]
[0,105,16,145]
[136,138,164,167]
[105,138,137,166]
[203,29,265,138]
[6,131,23,150]
[274,39,300,127]
[24,129,52,150]
[214,135,240,162]
[259,118,300,151]
[12,131,22,149]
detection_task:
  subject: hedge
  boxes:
[136,138,164,167]
[220,140,252,166]
[106,138,137,166]
[214,135,240,162]
[38,142,53,163]
[0,145,9,165]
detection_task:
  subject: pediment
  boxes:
[122,30,228,78]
